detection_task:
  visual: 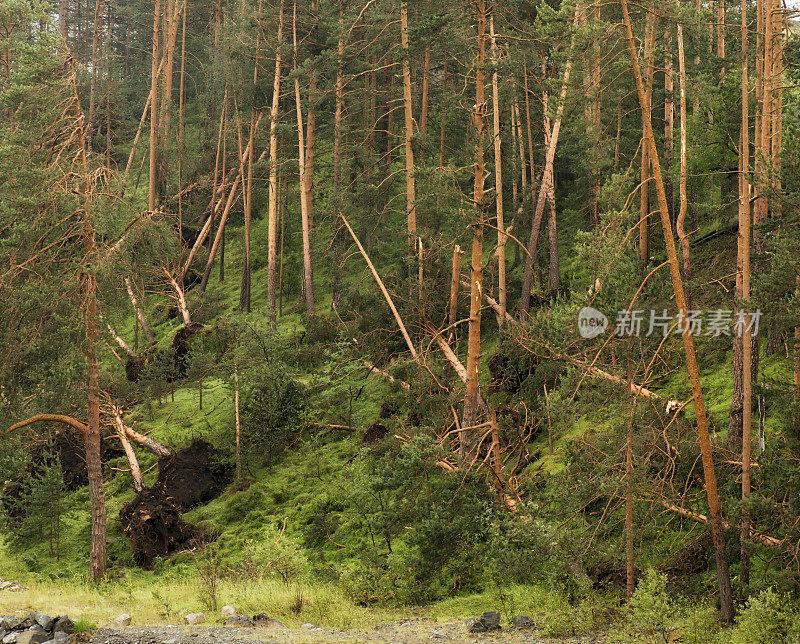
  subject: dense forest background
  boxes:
[1,0,800,637]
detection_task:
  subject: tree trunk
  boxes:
[239,0,262,313]
[676,26,690,308]
[489,17,506,325]
[234,362,241,481]
[293,2,315,317]
[638,1,656,277]
[267,0,284,329]
[462,0,487,465]
[738,0,754,587]
[401,0,418,252]
[520,26,575,315]
[664,25,674,222]
[333,3,344,189]
[148,0,162,212]
[59,0,69,41]
[620,0,734,620]
[447,245,464,342]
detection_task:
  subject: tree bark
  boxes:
[738,0,754,586]
[620,0,734,620]
[293,2,315,317]
[447,245,464,342]
[520,25,575,315]
[462,0,487,465]
[148,0,162,212]
[401,0,418,261]
[267,0,284,330]
[489,16,506,325]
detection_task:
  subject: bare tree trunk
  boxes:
[339,212,419,360]
[125,278,154,344]
[86,275,106,581]
[664,24,674,221]
[625,406,634,599]
[59,0,69,41]
[738,0,754,587]
[638,1,656,276]
[333,3,344,189]
[401,0,418,252]
[438,56,448,168]
[520,26,575,315]
[620,0,734,620]
[543,90,560,292]
[462,0,487,465]
[676,26,691,306]
[489,17,506,325]
[267,0,284,329]
[234,362,241,481]
[239,0,263,313]
[755,0,774,250]
[148,0,162,212]
[112,407,143,492]
[447,245,464,342]
[86,0,104,152]
[293,2,315,317]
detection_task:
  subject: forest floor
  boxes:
[83,620,604,643]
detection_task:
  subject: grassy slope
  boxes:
[0,214,792,635]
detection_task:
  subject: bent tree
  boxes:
[620,0,734,621]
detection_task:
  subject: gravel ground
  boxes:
[84,620,606,644]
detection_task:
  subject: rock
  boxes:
[16,620,32,632]
[51,618,73,635]
[480,611,501,631]
[16,627,50,644]
[252,614,284,629]
[184,613,205,626]
[32,614,54,632]
[113,614,132,627]
[224,616,253,628]
[44,632,69,644]
[464,618,486,634]
[220,606,236,618]
[430,628,449,640]
[0,583,12,591]
[2,633,18,644]
[0,619,21,633]
[300,623,320,631]
[511,615,535,629]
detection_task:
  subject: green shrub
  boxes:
[241,365,306,467]
[729,587,800,644]
[611,569,684,642]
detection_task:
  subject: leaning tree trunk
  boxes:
[620,0,734,621]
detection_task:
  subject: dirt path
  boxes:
[85,620,605,643]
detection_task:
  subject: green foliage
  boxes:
[729,588,800,644]
[4,446,67,560]
[612,570,683,643]
[240,365,307,467]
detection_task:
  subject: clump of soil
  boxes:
[119,440,229,568]
[119,487,206,568]
[363,422,388,443]
[156,440,230,511]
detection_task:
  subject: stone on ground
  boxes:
[113,614,132,627]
